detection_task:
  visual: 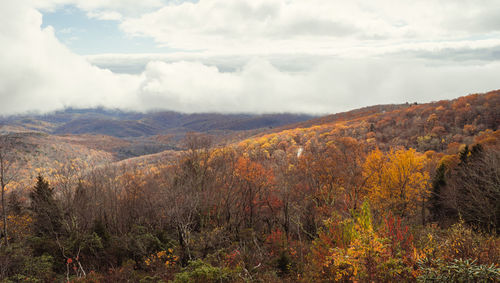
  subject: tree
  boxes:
[7,191,23,216]
[234,156,274,229]
[30,175,62,238]
[447,145,500,232]
[428,163,447,222]
[0,136,21,246]
[363,148,430,218]
[331,137,367,212]
[167,133,214,264]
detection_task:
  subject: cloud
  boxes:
[133,58,500,114]
[87,11,123,21]
[34,0,167,15]
[86,52,333,74]
[0,1,140,115]
[1,1,499,116]
[86,37,500,75]
[119,0,363,53]
[119,0,500,54]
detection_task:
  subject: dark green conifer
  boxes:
[30,175,62,237]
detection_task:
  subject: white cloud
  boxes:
[133,58,500,114]
[86,37,500,75]
[87,11,123,21]
[1,1,499,116]
[0,1,140,115]
[119,0,500,54]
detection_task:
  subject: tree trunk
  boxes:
[1,173,7,246]
[421,197,426,226]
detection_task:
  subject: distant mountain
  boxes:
[53,118,159,137]
[0,108,314,138]
[0,109,315,161]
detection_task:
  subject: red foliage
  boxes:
[384,213,414,259]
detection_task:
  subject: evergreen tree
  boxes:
[30,175,62,237]
[8,191,22,216]
[458,145,469,164]
[429,163,447,222]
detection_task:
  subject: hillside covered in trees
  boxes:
[0,90,499,282]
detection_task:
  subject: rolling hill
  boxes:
[0,109,314,137]
[1,90,499,186]
[1,90,499,283]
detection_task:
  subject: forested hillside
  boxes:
[0,91,499,282]
[0,109,313,138]
[0,110,313,161]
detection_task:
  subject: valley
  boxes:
[0,90,499,282]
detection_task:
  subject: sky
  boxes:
[1,0,500,115]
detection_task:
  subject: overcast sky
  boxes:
[1,0,499,115]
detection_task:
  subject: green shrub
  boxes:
[125,226,165,261]
[418,258,500,282]
[7,254,55,283]
[139,275,166,283]
[173,259,236,283]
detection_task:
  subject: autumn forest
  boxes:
[0,90,499,282]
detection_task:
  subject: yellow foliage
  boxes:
[144,249,178,270]
[7,214,32,241]
[363,148,430,217]
[308,203,411,282]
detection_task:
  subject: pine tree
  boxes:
[428,163,446,222]
[8,191,22,216]
[30,175,62,237]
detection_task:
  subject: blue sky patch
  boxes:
[41,6,173,55]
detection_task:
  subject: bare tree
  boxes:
[447,146,500,232]
[163,133,214,264]
[0,135,21,246]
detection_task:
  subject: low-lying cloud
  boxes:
[1,1,499,116]
[134,59,500,114]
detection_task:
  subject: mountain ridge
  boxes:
[0,109,315,138]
